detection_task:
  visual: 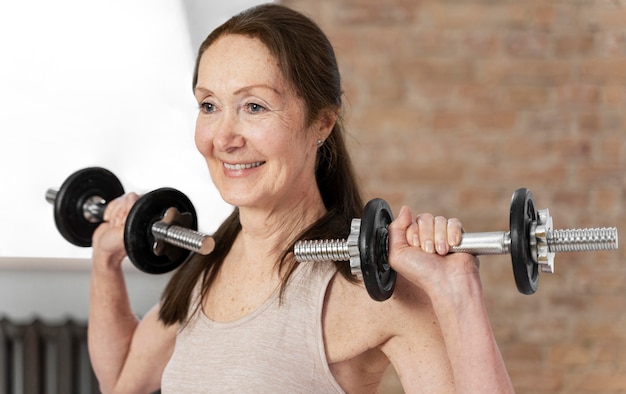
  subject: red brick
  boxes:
[507,86,551,107]
[502,342,544,366]
[580,59,626,84]
[347,106,429,136]
[402,59,476,84]
[483,60,573,86]
[404,83,457,109]
[520,109,574,133]
[595,342,626,365]
[590,186,624,213]
[603,85,626,105]
[462,32,500,56]
[421,2,528,30]
[584,4,626,30]
[334,0,416,25]
[283,1,626,391]
[547,343,593,366]
[579,111,624,133]
[458,84,508,108]
[597,32,626,57]
[576,372,626,391]
[432,110,516,132]
[555,84,601,106]
[574,321,625,341]
[504,32,551,58]
[508,366,564,392]
[554,34,596,57]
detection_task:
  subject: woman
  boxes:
[88,4,514,393]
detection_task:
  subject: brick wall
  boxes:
[281,1,626,393]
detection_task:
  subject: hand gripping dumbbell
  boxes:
[294,189,619,301]
[46,167,215,273]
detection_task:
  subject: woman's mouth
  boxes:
[223,161,265,170]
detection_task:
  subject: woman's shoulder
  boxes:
[322,272,438,361]
[326,271,435,320]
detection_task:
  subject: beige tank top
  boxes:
[161,262,345,393]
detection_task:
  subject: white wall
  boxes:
[0,0,268,320]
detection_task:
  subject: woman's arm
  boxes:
[88,193,178,393]
[385,206,514,393]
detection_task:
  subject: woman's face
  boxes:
[194,34,329,211]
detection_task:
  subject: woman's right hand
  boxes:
[91,192,139,266]
[88,191,176,394]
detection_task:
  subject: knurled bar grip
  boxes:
[151,221,215,255]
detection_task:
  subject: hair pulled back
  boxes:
[160,4,363,325]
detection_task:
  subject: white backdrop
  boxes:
[0,0,267,260]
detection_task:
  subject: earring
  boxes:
[316,139,324,147]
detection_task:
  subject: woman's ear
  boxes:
[315,108,338,142]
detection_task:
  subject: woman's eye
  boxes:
[199,102,215,113]
[246,103,266,113]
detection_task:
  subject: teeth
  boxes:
[224,161,264,170]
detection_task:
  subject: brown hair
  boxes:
[159,3,363,325]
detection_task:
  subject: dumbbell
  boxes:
[46,167,215,273]
[294,188,619,301]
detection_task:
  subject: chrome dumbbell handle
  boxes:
[152,215,215,255]
[292,221,516,264]
[46,187,214,256]
[448,232,511,255]
[294,216,619,274]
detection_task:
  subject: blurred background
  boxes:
[1,0,625,393]
[0,0,262,316]
[282,0,626,393]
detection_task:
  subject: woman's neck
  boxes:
[235,192,326,266]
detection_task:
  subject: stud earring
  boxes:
[316,139,324,147]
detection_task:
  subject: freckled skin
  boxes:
[193,35,321,213]
[87,32,513,394]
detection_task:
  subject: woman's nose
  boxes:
[212,112,245,152]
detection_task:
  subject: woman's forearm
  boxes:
[429,275,514,393]
[87,253,139,393]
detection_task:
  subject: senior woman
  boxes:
[88,3,514,393]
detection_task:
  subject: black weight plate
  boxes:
[510,188,539,295]
[54,167,124,247]
[124,188,197,274]
[359,198,396,301]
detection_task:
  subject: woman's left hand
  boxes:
[387,206,480,297]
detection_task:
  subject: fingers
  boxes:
[389,206,415,250]
[103,192,139,227]
[415,214,446,254]
[391,205,465,258]
[91,192,140,262]
[389,206,477,295]
[447,217,463,246]
[415,213,463,255]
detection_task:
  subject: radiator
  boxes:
[0,317,99,394]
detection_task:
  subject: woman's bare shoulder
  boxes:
[322,272,453,390]
[322,272,437,359]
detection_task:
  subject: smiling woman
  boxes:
[85,4,514,393]
[194,35,324,211]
